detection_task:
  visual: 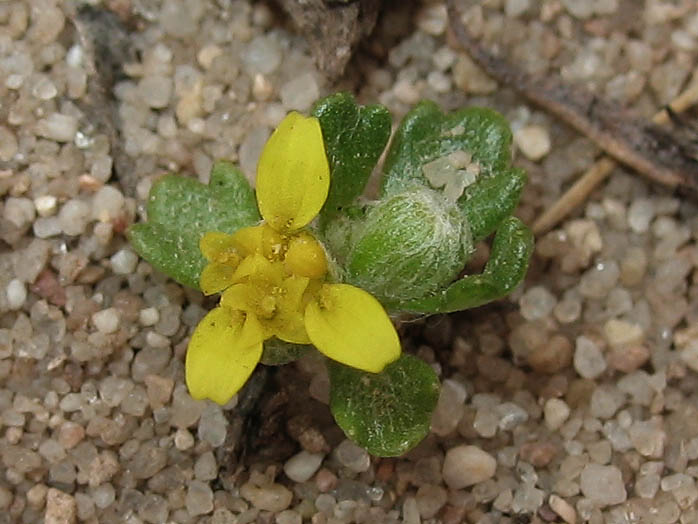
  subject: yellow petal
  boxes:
[200,262,238,295]
[220,283,253,310]
[230,253,284,285]
[270,310,310,344]
[185,307,264,405]
[199,231,240,264]
[304,284,401,373]
[272,275,311,344]
[256,112,330,232]
[230,224,265,257]
[284,232,328,279]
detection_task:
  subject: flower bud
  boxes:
[343,187,473,305]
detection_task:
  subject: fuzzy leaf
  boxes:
[128,161,260,289]
[329,354,440,457]
[381,101,524,240]
[312,93,391,220]
[401,216,534,314]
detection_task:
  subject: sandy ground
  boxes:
[2,1,698,523]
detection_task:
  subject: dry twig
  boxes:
[534,84,698,234]
[447,0,698,201]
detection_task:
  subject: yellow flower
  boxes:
[186,112,401,405]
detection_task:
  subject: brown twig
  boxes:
[533,84,698,234]
[447,0,698,195]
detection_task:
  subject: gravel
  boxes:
[2,1,698,523]
[442,445,497,489]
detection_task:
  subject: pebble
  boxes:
[6,279,27,310]
[174,428,195,450]
[92,186,124,222]
[603,318,644,347]
[505,0,531,17]
[402,496,420,524]
[194,451,218,481]
[27,483,48,508]
[35,113,78,142]
[240,482,293,512]
[110,249,138,274]
[58,199,91,236]
[139,307,160,326]
[415,484,447,518]
[186,480,214,516]
[171,385,206,427]
[629,418,666,458]
[562,0,595,18]
[573,336,607,379]
[416,4,447,35]
[32,75,57,100]
[197,402,227,447]
[139,493,169,523]
[57,422,85,449]
[579,464,627,507]
[496,402,529,430]
[284,450,324,483]
[590,386,626,419]
[514,125,551,161]
[528,333,573,373]
[197,44,222,69]
[160,0,200,38]
[519,285,556,320]
[549,494,577,524]
[34,217,62,238]
[335,440,371,473]
[45,488,76,524]
[242,35,282,75]
[544,398,571,430]
[128,444,168,479]
[431,379,467,436]
[452,54,497,94]
[280,72,319,112]
[34,195,57,217]
[139,75,173,108]
[275,509,302,524]
[144,374,174,409]
[442,445,497,489]
[91,308,120,334]
[4,197,35,228]
[239,126,271,178]
[627,198,655,233]
[0,126,18,161]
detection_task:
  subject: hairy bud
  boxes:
[342,187,473,305]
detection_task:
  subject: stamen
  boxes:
[258,295,277,318]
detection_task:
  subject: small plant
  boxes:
[128,93,533,456]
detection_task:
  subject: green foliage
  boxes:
[329,355,440,457]
[128,161,260,289]
[312,93,391,221]
[401,216,534,314]
[343,187,472,305]
[128,94,535,457]
[382,102,514,193]
[381,101,525,241]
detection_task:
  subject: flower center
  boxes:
[258,294,277,319]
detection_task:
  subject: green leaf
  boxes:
[343,187,472,305]
[312,93,391,221]
[381,101,521,232]
[462,167,527,242]
[128,161,260,289]
[329,354,440,457]
[402,216,534,314]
